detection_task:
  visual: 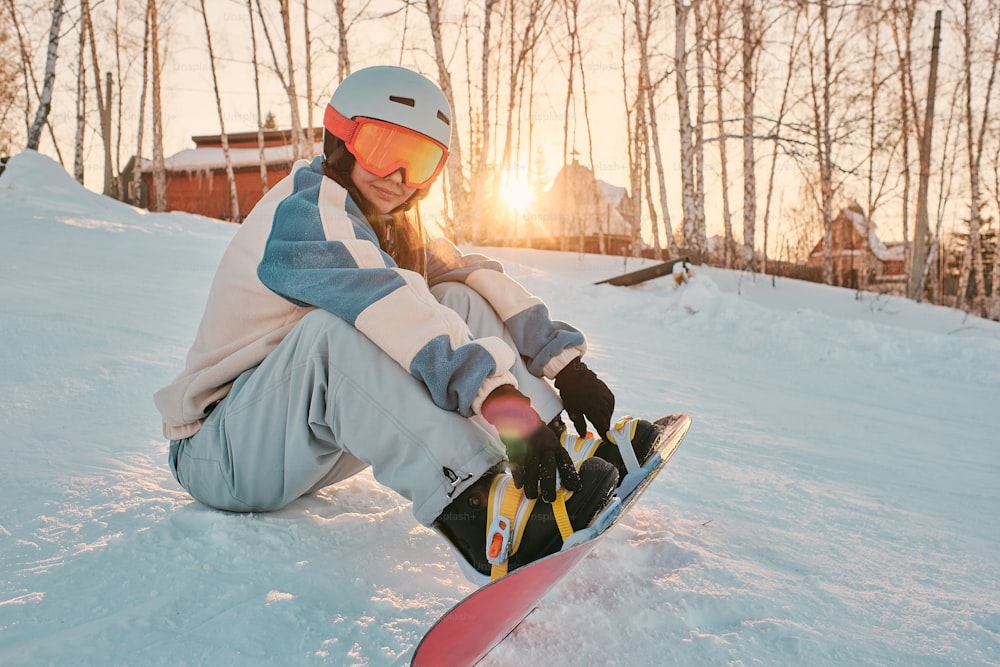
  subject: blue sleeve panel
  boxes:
[425,237,586,377]
[255,161,514,416]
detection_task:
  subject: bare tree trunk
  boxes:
[559,0,581,251]
[280,0,306,159]
[709,0,733,266]
[639,88,659,257]
[199,0,240,221]
[861,1,892,294]
[990,134,1000,318]
[150,0,166,212]
[760,7,802,277]
[693,0,707,256]
[73,7,86,183]
[570,1,602,255]
[334,0,350,79]
[908,10,941,302]
[807,0,837,286]
[619,0,643,256]
[889,0,918,280]
[247,0,268,194]
[926,91,960,304]
[424,0,469,240]
[954,0,1000,314]
[740,0,758,270]
[255,0,302,160]
[81,0,113,195]
[26,0,65,151]
[303,0,314,147]
[634,0,672,256]
[673,0,705,260]
[499,0,551,244]
[131,0,151,205]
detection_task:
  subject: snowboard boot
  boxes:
[594,417,663,481]
[556,416,664,490]
[434,456,618,579]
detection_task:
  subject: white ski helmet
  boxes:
[325,65,452,149]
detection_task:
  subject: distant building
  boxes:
[502,157,640,255]
[124,128,321,221]
[807,202,907,291]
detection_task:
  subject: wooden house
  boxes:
[807,202,907,291]
[490,157,639,255]
[126,128,321,222]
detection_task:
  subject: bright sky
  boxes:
[37,0,943,253]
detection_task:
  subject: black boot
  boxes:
[592,417,662,481]
[434,457,619,576]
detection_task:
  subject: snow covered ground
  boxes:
[1,150,998,666]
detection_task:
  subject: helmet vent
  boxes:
[389,95,415,107]
[437,110,451,125]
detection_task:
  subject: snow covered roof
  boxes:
[843,204,896,261]
[531,160,632,238]
[137,142,323,173]
[810,203,907,262]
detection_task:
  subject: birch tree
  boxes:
[150,0,167,212]
[619,0,644,255]
[303,0,314,146]
[247,0,268,194]
[255,0,306,162]
[73,4,86,183]
[954,0,1000,315]
[987,125,1000,318]
[80,0,115,195]
[740,0,763,269]
[0,8,19,154]
[198,0,240,221]
[887,0,920,277]
[706,0,736,266]
[674,0,706,260]
[333,0,350,79]
[908,9,942,301]
[633,0,674,256]
[799,0,858,285]
[424,0,470,241]
[759,5,802,277]
[26,0,65,151]
[499,0,553,245]
[280,0,307,159]
[131,0,151,204]
[858,0,896,292]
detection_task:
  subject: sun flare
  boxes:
[500,177,533,214]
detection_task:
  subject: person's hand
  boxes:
[480,385,581,502]
[554,359,615,437]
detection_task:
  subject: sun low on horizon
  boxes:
[500,176,534,214]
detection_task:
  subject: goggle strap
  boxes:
[324,105,359,144]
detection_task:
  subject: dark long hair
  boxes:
[322,134,428,275]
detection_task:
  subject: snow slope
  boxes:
[1,150,998,666]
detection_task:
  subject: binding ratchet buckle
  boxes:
[486,515,512,566]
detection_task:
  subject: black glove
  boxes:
[554,359,615,437]
[480,385,581,502]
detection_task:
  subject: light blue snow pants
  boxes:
[168,282,564,525]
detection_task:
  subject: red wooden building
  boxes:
[127,128,321,222]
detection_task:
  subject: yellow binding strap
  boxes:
[551,489,574,541]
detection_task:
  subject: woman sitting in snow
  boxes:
[155,65,663,579]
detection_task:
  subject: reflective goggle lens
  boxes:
[350,120,446,188]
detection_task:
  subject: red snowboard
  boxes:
[412,413,692,666]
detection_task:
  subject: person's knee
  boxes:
[431,282,484,317]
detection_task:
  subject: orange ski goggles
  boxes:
[324,105,449,189]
